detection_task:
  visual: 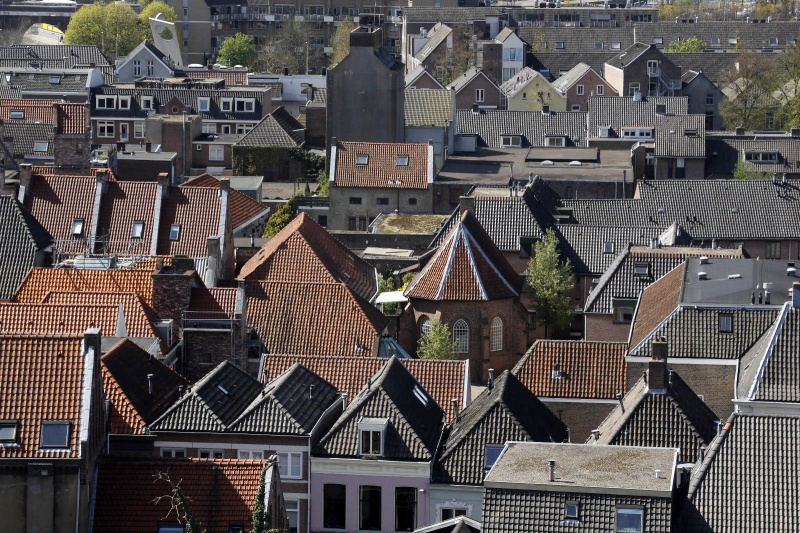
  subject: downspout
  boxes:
[75,469,81,533]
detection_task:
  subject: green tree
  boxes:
[733,159,769,180]
[316,170,330,197]
[417,318,458,360]
[65,2,141,59]
[218,32,258,68]
[664,36,708,53]
[718,51,780,130]
[138,1,178,44]
[251,466,267,533]
[263,196,298,237]
[525,229,574,338]
[258,20,322,74]
[329,18,356,66]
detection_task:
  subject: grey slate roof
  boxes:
[556,225,670,275]
[666,52,740,84]
[229,363,339,434]
[433,371,567,485]
[0,44,110,67]
[416,23,453,62]
[446,67,497,94]
[591,368,719,463]
[653,114,705,157]
[629,306,780,360]
[605,42,651,70]
[0,196,52,300]
[518,26,636,55]
[151,361,264,432]
[562,178,800,240]
[705,134,800,175]
[587,96,688,137]
[3,70,89,93]
[234,107,303,148]
[552,62,592,93]
[683,413,800,532]
[745,306,800,403]
[403,7,503,22]
[529,52,617,80]
[457,109,587,148]
[313,356,444,460]
[405,88,454,128]
[634,21,800,51]
[3,122,54,158]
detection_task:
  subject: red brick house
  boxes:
[403,210,530,382]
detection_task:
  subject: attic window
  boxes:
[356,154,369,165]
[552,363,563,379]
[396,155,409,166]
[728,38,737,45]
[555,41,565,50]
[484,444,503,471]
[653,37,663,44]
[769,36,778,45]
[719,314,733,333]
[546,136,565,147]
[603,242,615,254]
[33,141,48,152]
[710,37,720,45]
[501,135,522,148]
[49,76,60,84]
[412,384,428,406]
[8,109,24,119]
[0,420,17,443]
[684,128,698,136]
[40,420,70,449]
[169,224,181,241]
[612,42,621,50]
[71,218,85,237]
[745,151,778,163]
[633,262,650,277]
[358,418,388,456]
[131,220,144,239]
[565,502,580,521]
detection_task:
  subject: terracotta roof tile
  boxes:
[246,281,388,357]
[261,354,468,421]
[512,340,628,400]
[334,141,431,189]
[180,174,268,230]
[157,186,221,257]
[190,286,238,316]
[93,457,264,533]
[183,68,249,85]
[39,291,159,340]
[101,339,189,434]
[0,335,84,458]
[30,165,117,180]
[406,211,522,301]
[240,213,377,301]
[96,180,158,254]
[0,98,59,122]
[0,302,123,335]
[24,174,96,244]
[13,267,156,307]
[629,262,686,348]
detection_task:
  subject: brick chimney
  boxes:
[218,177,235,281]
[17,163,33,203]
[151,265,196,346]
[649,338,668,392]
[459,195,475,215]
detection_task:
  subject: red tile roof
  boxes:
[0,302,123,336]
[184,69,249,86]
[0,98,59,122]
[334,141,431,189]
[190,286,238,316]
[96,181,158,254]
[240,213,377,301]
[30,166,117,180]
[102,339,189,434]
[0,335,85,458]
[261,354,468,421]
[24,174,96,244]
[181,174,267,230]
[406,210,522,301]
[246,281,389,357]
[629,262,686,350]
[512,340,628,400]
[56,102,87,134]
[39,291,159,340]
[93,458,264,533]
[157,186,221,257]
[14,267,156,307]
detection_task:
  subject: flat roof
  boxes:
[370,213,450,235]
[683,258,798,306]
[116,150,177,160]
[485,441,677,497]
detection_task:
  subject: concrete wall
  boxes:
[328,186,433,231]
[429,485,484,523]
[405,126,451,172]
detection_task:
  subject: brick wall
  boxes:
[585,314,631,342]
[541,399,616,443]
[151,268,196,346]
[53,135,89,168]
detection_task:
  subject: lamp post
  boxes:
[305,40,309,75]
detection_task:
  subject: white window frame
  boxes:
[356,154,369,165]
[236,123,253,134]
[238,450,264,459]
[95,95,116,109]
[133,60,141,77]
[169,224,181,241]
[118,95,131,110]
[420,316,432,337]
[441,506,468,520]
[202,122,217,134]
[33,141,49,152]
[131,220,144,239]
[235,98,255,112]
[220,98,233,112]
[616,507,643,533]
[475,88,485,103]
[141,96,154,110]
[134,121,145,139]
[628,83,640,97]
[285,500,299,533]
[119,122,129,141]
[490,317,503,351]
[453,319,469,353]
[160,447,187,458]
[500,135,521,148]
[198,97,211,112]
[147,60,155,76]
[278,451,303,478]
[98,121,115,138]
[358,418,388,457]
[209,144,225,161]
[198,448,224,458]
[576,84,584,96]
[72,218,85,237]
[546,136,565,147]
[597,85,605,96]
[221,124,232,134]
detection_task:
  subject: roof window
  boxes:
[40,420,70,449]
[356,154,369,165]
[131,220,144,239]
[169,224,181,241]
[8,109,23,119]
[0,420,18,443]
[33,141,48,152]
[71,218,84,237]
[633,262,650,277]
[603,242,615,254]
[396,155,409,166]
[49,76,60,84]
[412,384,428,406]
[719,314,733,333]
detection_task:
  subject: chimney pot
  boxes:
[548,459,556,481]
[487,368,495,392]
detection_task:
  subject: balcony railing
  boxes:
[647,67,660,77]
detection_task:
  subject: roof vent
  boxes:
[728,273,742,279]
[788,267,797,276]
[699,256,709,264]
[698,271,708,280]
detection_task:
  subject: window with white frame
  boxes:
[131,220,144,239]
[359,418,388,456]
[220,98,233,112]
[119,123,129,141]
[396,155,409,166]
[133,60,141,77]
[571,104,580,111]
[616,507,643,533]
[235,98,255,112]
[134,121,145,138]
[621,127,653,139]
[198,97,211,112]
[502,67,517,82]
[475,88,485,102]
[441,507,468,520]
[40,421,70,449]
[745,151,778,162]
[277,451,302,478]
[628,83,640,97]
[453,319,469,353]
[98,121,115,137]
[202,122,217,134]
[71,218,85,237]
[161,448,187,458]
[612,298,638,324]
[356,154,369,165]
[237,450,264,459]
[169,224,181,241]
[576,84,584,96]
[141,96,154,110]
[565,502,580,521]
[597,85,605,95]
[198,449,224,458]
[546,136,565,147]
[9,109,23,119]
[96,95,116,109]
[766,241,781,259]
[500,135,521,148]
[285,500,299,533]
[118,96,131,110]
[555,41,565,49]
[490,317,503,351]
[236,123,253,134]
[221,124,232,134]
[33,141,49,152]
[209,144,225,161]
[420,316,432,337]
[147,60,154,76]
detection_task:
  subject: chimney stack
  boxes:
[649,338,668,391]
[793,282,800,308]
[487,368,495,392]
[451,399,460,422]
[548,459,556,482]
[147,373,154,396]
[459,195,475,215]
[17,163,33,202]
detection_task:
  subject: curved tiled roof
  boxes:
[235,107,303,148]
[407,210,522,301]
[628,262,685,348]
[334,141,431,189]
[457,109,587,148]
[180,174,267,230]
[513,339,628,400]
[156,186,221,257]
[13,267,156,307]
[96,181,158,254]
[24,173,97,243]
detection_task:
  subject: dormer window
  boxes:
[565,502,580,521]
[621,127,653,139]
[9,109,24,119]
[603,241,614,254]
[546,136,565,147]
[616,508,643,533]
[40,420,70,449]
[719,314,733,333]
[235,98,255,112]
[220,98,233,112]
[501,135,522,148]
[744,151,778,163]
[358,418,388,456]
[131,220,144,239]
[71,218,84,237]
[198,97,211,112]
[118,96,131,110]
[169,224,181,241]
[356,154,369,165]
[484,444,503,471]
[141,96,154,110]
[396,155,409,166]
[0,420,18,443]
[95,95,116,109]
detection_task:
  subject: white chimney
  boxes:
[548,459,556,481]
